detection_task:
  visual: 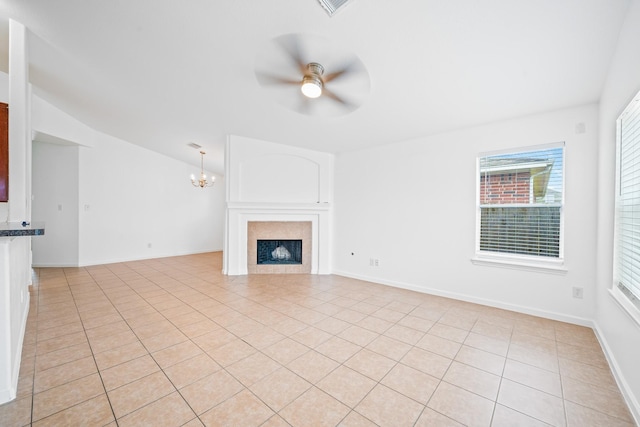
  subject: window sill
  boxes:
[609,285,640,329]
[471,254,567,274]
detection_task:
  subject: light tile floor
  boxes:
[0,252,636,426]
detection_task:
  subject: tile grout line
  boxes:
[16,254,635,426]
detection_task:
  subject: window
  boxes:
[476,143,565,266]
[614,89,640,311]
[0,103,7,202]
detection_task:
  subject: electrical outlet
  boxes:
[374,259,379,267]
[572,287,584,299]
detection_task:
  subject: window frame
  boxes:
[472,142,567,273]
[0,103,7,202]
[612,88,640,327]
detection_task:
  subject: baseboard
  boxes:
[333,269,640,422]
[0,387,12,404]
[33,249,222,268]
[32,262,79,268]
[79,249,221,267]
[332,269,593,326]
[593,321,640,425]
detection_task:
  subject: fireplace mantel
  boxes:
[224,202,331,275]
[226,201,331,211]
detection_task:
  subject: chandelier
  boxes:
[191,151,215,188]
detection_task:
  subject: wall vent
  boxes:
[317,0,352,16]
[187,142,202,149]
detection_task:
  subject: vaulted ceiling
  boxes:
[0,0,631,173]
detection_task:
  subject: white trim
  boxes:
[476,142,566,260]
[479,140,566,157]
[593,321,640,426]
[471,254,567,275]
[225,206,331,275]
[227,201,332,211]
[613,88,640,313]
[0,385,12,403]
[332,269,588,325]
[608,286,640,329]
[75,249,221,268]
[333,270,640,423]
[478,202,563,209]
[482,160,553,174]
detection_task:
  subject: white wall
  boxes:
[595,0,640,420]
[31,142,79,266]
[31,97,96,148]
[29,80,225,268]
[77,132,225,266]
[334,103,599,324]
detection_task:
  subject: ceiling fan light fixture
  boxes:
[301,62,324,98]
[301,75,323,98]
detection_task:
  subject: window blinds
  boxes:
[478,145,564,258]
[616,93,640,300]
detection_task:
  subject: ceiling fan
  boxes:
[255,33,370,116]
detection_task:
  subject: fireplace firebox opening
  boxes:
[257,239,303,265]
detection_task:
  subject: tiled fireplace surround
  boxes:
[224,204,331,276]
[247,221,312,274]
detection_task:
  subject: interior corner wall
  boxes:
[333,103,599,324]
[595,0,640,421]
[77,132,225,267]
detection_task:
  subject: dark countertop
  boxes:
[0,222,45,237]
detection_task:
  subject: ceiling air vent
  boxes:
[187,142,202,150]
[317,0,352,16]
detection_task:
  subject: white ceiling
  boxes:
[0,0,631,174]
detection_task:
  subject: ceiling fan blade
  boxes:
[276,34,308,75]
[255,72,300,86]
[324,68,349,83]
[323,87,353,108]
[323,60,361,83]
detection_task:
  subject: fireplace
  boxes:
[247,221,312,274]
[257,240,303,264]
[224,201,331,275]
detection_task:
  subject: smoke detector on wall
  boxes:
[317,0,353,16]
